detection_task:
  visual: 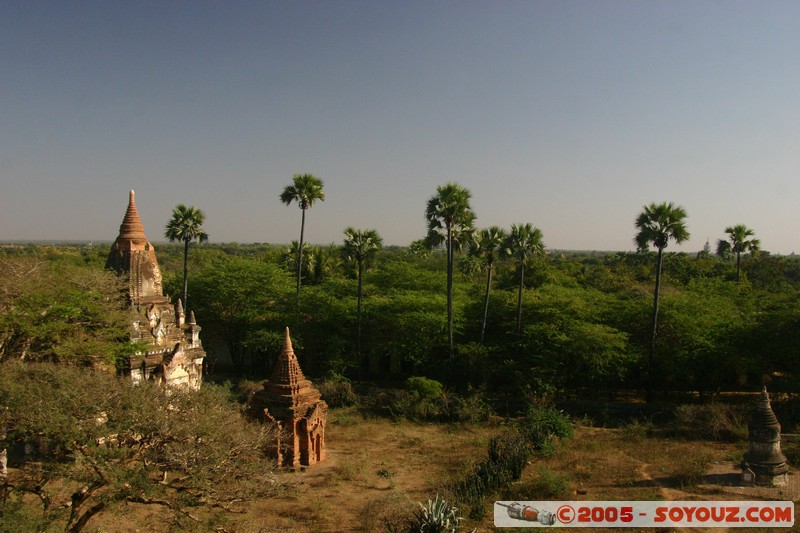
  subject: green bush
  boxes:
[318,378,359,408]
[519,405,574,451]
[449,429,531,519]
[406,376,444,401]
[362,382,493,423]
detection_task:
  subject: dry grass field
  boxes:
[39,409,800,532]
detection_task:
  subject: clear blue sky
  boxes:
[2,1,799,253]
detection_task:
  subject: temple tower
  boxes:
[255,328,327,468]
[106,190,163,305]
[107,191,206,389]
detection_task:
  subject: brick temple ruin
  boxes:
[107,190,206,388]
[253,328,328,468]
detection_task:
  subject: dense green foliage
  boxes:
[3,240,800,397]
[0,254,130,366]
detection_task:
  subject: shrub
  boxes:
[438,388,493,423]
[318,378,359,408]
[669,403,747,442]
[519,405,574,451]
[406,376,444,402]
[623,418,654,439]
[525,468,572,499]
[667,448,715,488]
[449,429,531,519]
[409,494,465,533]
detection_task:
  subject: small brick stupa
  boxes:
[107,190,206,389]
[741,386,788,486]
[256,328,327,468]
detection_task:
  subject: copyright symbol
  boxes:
[557,505,575,524]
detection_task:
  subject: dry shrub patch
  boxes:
[667,403,748,442]
[0,361,278,532]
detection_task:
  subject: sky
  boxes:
[2,1,800,253]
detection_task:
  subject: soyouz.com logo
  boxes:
[494,501,795,528]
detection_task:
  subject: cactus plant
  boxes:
[410,494,463,533]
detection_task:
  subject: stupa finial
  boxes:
[283,327,294,356]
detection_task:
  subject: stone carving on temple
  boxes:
[253,328,328,468]
[107,190,206,389]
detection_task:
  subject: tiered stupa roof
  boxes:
[115,190,148,247]
[262,328,322,419]
[106,190,164,305]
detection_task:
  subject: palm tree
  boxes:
[164,204,208,314]
[342,228,383,363]
[280,174,325,298]
[309,245,342,284]
[634,201,689,402]
[505,223,544,335]
[724,224,760,283]
[283,240,313,281]
[425,183,475,356]
[468,226,509,343]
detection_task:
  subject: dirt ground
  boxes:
[225,409,501,532]
[479,426,800,532]
[38,412,800,532]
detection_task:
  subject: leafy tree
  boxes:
[468,226,509,342]
[280,173,325,298]
[505,223,544,335]
[0,361,276,532]
[425,183,476,356]
[0,256,129,365]
[408,238,431,259]
[188,255,293,373]
[715,239,732,260]
[655,280,752,394]
[164,204,208,313]
[724,224,760,283]
[634,201,689,401]
[342,228,383,363]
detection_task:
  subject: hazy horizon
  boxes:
[3,2,800,254]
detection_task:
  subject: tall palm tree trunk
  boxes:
[356,260,363,362]
[297,206,307,299]
[735,252,741,283]
[480,264,493,343]
[647,247,664,403]
[446,224,454,357]
[182,238,190,313]
[516,263,525,335]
